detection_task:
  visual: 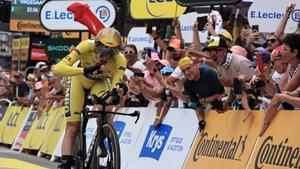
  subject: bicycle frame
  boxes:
[75,105,140,169]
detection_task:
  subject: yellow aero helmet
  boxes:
[96,28,121,47]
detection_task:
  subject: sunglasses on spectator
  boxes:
[124,51,135,55]
[267,39,277,43]
[166,47,175,52]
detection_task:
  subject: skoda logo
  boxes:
[291,9,300,22]
[96,6,110,22]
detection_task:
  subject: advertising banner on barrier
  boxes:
[248,0,300,33]
[0,106,29,145]
[0,105,9,121]
[12,110,37,150]
[40,107,66,155]
[184,110,265,169]
[22,107,58,150]
[125,108,198,169]
[113,107,151,169]
[248,110,300,169]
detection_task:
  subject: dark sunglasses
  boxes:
[95,40,108,48]
[166,46,175,52]
[267,39,277,43]
[124,51,135,55]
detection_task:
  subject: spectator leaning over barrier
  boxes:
[259,33,300,136]
[204,35,255,121]
[179,57,225,132]
[153,66,175,128]
[15,74,36,107]
[10,72,30,98]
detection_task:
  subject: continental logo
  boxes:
[255,136,300,169]
[130,0,187,19]
[193,133,247,161]
[10,20,46,32]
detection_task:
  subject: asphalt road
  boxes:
[0,146,59,169]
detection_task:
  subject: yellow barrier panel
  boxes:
[248,110,300,169]
[0,106,29,144]
[0,106,14,142]
[22,107,58,150]
[0,158,47,169]
[40,107,66,155]
[184,110,264,169]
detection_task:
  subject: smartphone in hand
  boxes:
[256,53,265,74]
[197,16,208,31]
[133,72,145,77]
[252,25,259,33]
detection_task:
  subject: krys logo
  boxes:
[96,6,110,23]
[139,124,172,160]
[255,136,300,169]
[193,133,248,161]
[146,0,175,17]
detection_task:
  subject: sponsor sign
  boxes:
[0,105,9,121]
[30,37,48,61]
[12,110,37,150]
[125,108,198,169]
[130,0,187,19]
[0,106,29,145]
[40,0,116,31]
[248,110,300,169]
[12,37,30,61]
[10,0,47,32]
[40,107,66,155]
[22,107,58,150]
[184,110,264,169]
[127,27,155,52]
[45,38,80,59]
[178,12,209,43]
[248,0,300,33]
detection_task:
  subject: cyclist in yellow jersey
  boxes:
[53,28,126,169]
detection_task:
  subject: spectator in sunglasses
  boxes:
[123,44,146,80]
[266,33,282,53]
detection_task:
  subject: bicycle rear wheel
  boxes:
[91,123,120,169]
[72,135,84,169]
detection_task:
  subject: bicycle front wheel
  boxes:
[91,123,121,169]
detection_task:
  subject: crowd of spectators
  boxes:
[0,2,299,135]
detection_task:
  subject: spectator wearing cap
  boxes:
[179,57,224,132]
[34,61,46,80]
[153,66,175,128]
[165,37,185,69]
[204,35,255,120]
[270,46,287,83]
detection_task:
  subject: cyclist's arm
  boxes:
[52,40,91,76]
[111,53,127,88]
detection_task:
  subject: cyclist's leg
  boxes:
[60,76,85,169]
[90,79,113,123]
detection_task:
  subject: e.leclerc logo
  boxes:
[112,121,126,138]
[146,0,174,17]
[95,5,110,23]
[250,9,300,23]
[139,124,172,160]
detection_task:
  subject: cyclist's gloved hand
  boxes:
[83,63,101,76]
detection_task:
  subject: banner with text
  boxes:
[184,110,264,169]
[40,107,66,155]
[125,108,198,169]
[0,106,29,145]
[248,110,300,169]
[22,107,58,150]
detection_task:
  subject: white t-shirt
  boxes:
[171,66,185,80]
[125,59,146,78]
[272,71,284,84]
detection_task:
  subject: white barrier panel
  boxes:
[125,108,198,169]
[114,107,151,169]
